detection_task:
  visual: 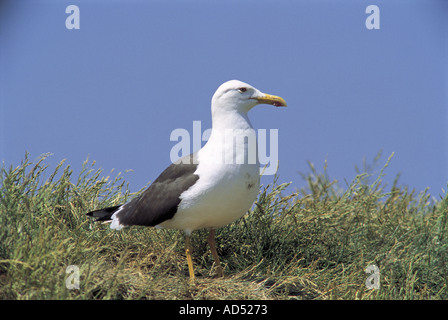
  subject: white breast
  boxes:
[158,126,260,233]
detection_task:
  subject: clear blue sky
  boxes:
[1,0,447,198]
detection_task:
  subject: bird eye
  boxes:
[238,87,247,93]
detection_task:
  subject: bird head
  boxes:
[211,80,287,115]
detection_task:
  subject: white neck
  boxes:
[201,110,258,166]
[211,109,253,131]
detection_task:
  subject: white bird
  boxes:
[87,80,287,281]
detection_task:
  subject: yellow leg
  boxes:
[185,234,195,281]
[208,228,224,277]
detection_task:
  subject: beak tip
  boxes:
[256,93,287,107]
[274,101,287,107]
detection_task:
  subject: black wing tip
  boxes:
[86,205,122,221]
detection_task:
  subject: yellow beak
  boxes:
[254,93,287,107]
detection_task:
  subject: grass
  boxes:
[0,152,447,300]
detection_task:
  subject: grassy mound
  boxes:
[1,153,447,299]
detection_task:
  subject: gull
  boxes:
[87,80,287,280]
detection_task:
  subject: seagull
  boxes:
[87,80,287,281]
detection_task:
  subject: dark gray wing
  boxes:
[87,153,199,227]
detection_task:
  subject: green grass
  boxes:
[1,152,447,299]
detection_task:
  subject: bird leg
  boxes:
[185,234,195,281]
[208,228,224,277]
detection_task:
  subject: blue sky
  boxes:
[1,0,447,198]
